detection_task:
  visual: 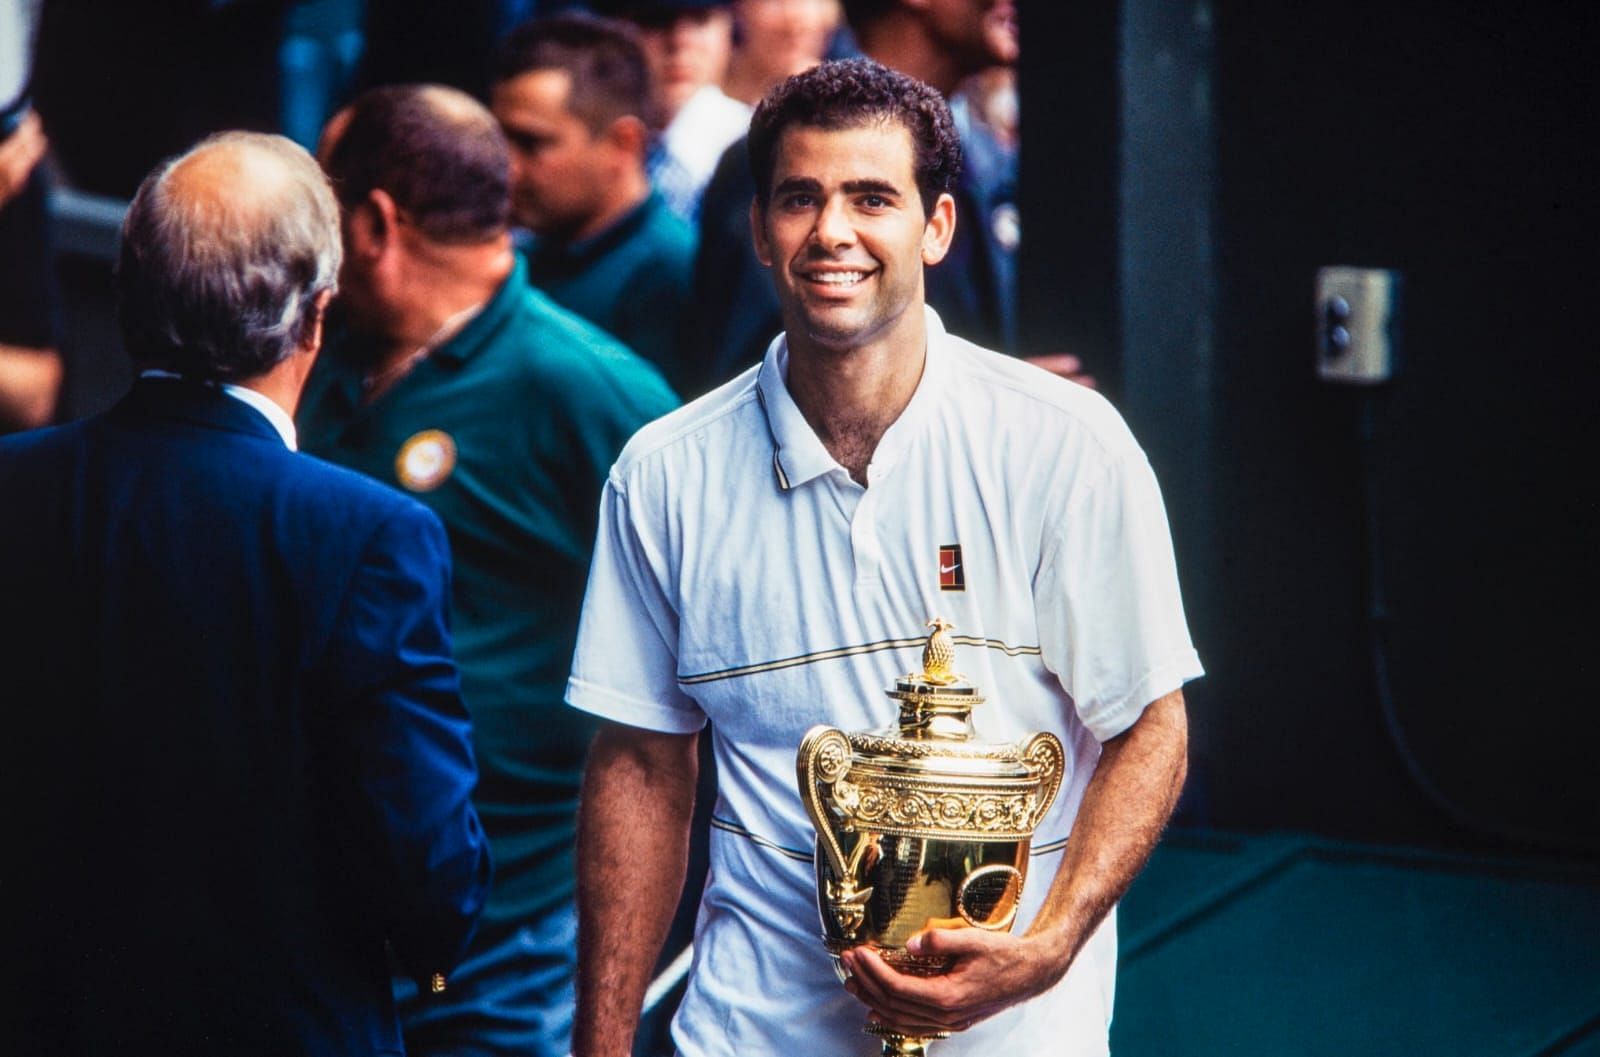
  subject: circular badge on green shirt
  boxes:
[396,429,457,492]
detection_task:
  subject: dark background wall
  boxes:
[1022,0,1598,856]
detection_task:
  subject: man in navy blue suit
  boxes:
[0,131,493,1056]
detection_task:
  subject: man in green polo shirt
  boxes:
[299,84,678,1057]
[490,12,698,395]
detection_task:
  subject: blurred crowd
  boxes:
[1,2,1026,1054]
[0,0,1026,434]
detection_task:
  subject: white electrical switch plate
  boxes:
[1316,266,1401,384]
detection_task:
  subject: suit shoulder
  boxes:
[283,452,444,537]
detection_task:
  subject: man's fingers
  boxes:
[1028,353,1083,374]
[0,113,48,204]
[842,948,936,1007]
[1020,353,1098,388]
[907,926,988,959]
[842,948,970,1030]
[869,1013,975,1036]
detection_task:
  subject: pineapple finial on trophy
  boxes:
[920,616,959,685]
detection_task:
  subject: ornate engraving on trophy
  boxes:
[796,618,1065,1057]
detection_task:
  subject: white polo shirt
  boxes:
[567,307,1202,1056]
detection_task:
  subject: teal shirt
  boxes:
[298,252,679,934]
[523,190,695,394]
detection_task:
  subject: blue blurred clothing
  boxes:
[647,84,751,224]
[392,898,578,1057]
[684,102,1019,394]
[0,378,492,1056]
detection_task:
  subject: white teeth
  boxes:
[811,272,866,285]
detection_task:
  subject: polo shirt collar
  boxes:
[527,193,661,275]
[757,306,951,491]
[428,249,527,367]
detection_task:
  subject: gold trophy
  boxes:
[796,619,1065,1056]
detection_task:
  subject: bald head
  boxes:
[323,84,511,245]
[117,132,342,381]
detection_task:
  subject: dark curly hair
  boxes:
[748,58,961,219]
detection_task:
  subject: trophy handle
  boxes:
[796,725,854,881]
[1022,732,1066,829]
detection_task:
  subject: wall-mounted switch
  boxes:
[1316,267,1401,384]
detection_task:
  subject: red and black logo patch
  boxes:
[939,544,965,591]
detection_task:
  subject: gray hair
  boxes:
[116,131,342,382]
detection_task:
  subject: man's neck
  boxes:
[784,307,928,487]
[371,239,514,373]
[565,170,651,245]
[859,18,969,96]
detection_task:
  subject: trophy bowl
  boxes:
[796,619,1064,1057]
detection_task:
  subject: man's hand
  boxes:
[1022,353,1097,389]
[841,690,1187,1038]
[839,925,1066,1037]
[0,111,48,210]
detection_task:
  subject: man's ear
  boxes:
[301,287,336,356]
[606,114,650,160]
[750,197,773,267]
[348,188,400,259]
[920,191,957,266]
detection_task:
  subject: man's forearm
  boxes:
[1027,689,1188,972]
[573,723,700,1057]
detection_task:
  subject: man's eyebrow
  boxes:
[842,179,902,196]
[773,176,823,196]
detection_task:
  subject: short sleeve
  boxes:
[566,476,705,733]
[1034,450,1203,742]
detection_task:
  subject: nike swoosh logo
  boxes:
[940,563,960,574]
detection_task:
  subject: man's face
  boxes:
[636,7,735,120]
[733,0,838,80]
[754,122,953,353]
[491,69,611,236]
[926,0,1018,70]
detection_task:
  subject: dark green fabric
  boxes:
[522,191,695,394]
[1115,831,1600,1056]
[299,252,678,934]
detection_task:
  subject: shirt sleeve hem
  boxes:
[1079,651,1204,743]
[565,676,707,734]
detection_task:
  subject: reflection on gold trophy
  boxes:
[796,619,1065,1056]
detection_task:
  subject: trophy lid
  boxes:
[837,617,1036,779]
[883,617,986,742]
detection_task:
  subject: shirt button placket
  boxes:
[852,466,885,587]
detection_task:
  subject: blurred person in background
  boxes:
[605,0,748,221]
[0,130,490,1056]
[0,0,62,432]
[302,83,678,1057]
[357,0,539,99]
[490,12,696,390]
[958,65,1016,149]
[721,0,840,106]
[0,108,61,432]
[685,0,1095,395]
[31,0,283,199]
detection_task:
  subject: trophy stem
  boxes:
[867,1023,947,1057]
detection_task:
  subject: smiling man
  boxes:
[566,59,1202,1057]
